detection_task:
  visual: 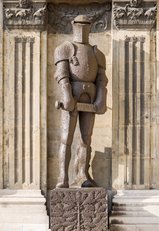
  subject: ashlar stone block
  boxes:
[50,188,108,231]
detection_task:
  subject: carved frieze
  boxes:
[3,0,47,29]
[48,3,111,33]
[50,188,108,231]
[113,0,157,29]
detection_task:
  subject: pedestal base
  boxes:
[0,190,49,231]
[50,188,108,231]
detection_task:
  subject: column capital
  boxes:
[113,0,157,30]
[3,0,47,30]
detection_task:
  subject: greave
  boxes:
[56,144,71,188]
[77,145,91,180]
[73,145,95,187]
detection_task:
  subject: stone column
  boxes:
[3,1,47,193]
[156,0,159,188]
[0,0,3,189]
[112,0,157,189]
[0,1,49,230]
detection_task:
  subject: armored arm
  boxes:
[93,46,108,114]
[54,42,75,111]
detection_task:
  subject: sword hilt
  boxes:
[55,101,63,110]
[55,100,96,113]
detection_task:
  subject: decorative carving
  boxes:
[144,5,157,19]
[130,0,140,7]
[50,188,108,231]
[113,1,156,29]
[125,35,145,43]
[3,2,47,29]
[15,36,35,43]
[16,0,31,9]
[48,3,111,33]
[33,5,47,19]
[127,6,143,20]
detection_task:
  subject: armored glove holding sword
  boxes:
[54,15,108,188]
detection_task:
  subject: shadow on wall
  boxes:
[92,147,112,189]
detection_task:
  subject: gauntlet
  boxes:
[61,82,75,111]
[94,86,107,114]
[94,67,108,114]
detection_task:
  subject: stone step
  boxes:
[0,214,49,224]
[0,205,47,214]
[110,216,159,224]
[109,191,159,231]
[111,210,156,216]
[0,189,44,197]
[112,205,159,211]
[113,197,159,204]
[0,190,49,231]
[110,224,159,231]
[115,190,159,196]
[0,190,46,204]
[0,223,50,231]
[0,197,46,204]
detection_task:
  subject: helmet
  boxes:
[72,15,92,44]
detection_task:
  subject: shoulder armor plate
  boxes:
[54,41,75,65]
[93,45,106,69]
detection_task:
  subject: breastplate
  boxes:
[69,43,98,82]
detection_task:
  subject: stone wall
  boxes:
[0,0,158,192]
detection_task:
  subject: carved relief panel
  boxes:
[50,188,108,231]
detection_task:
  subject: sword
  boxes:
[55,101,96,113]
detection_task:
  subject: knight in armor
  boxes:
[54,15,108,188]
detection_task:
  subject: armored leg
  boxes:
[73,111,96,187]
[56,110,77,188]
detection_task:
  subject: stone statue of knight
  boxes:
[54,15,108,188]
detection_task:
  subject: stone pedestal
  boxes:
[50,188,108,231]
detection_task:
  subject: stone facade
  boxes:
[0,0,158,195]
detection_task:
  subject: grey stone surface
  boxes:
[50,188,108,231]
